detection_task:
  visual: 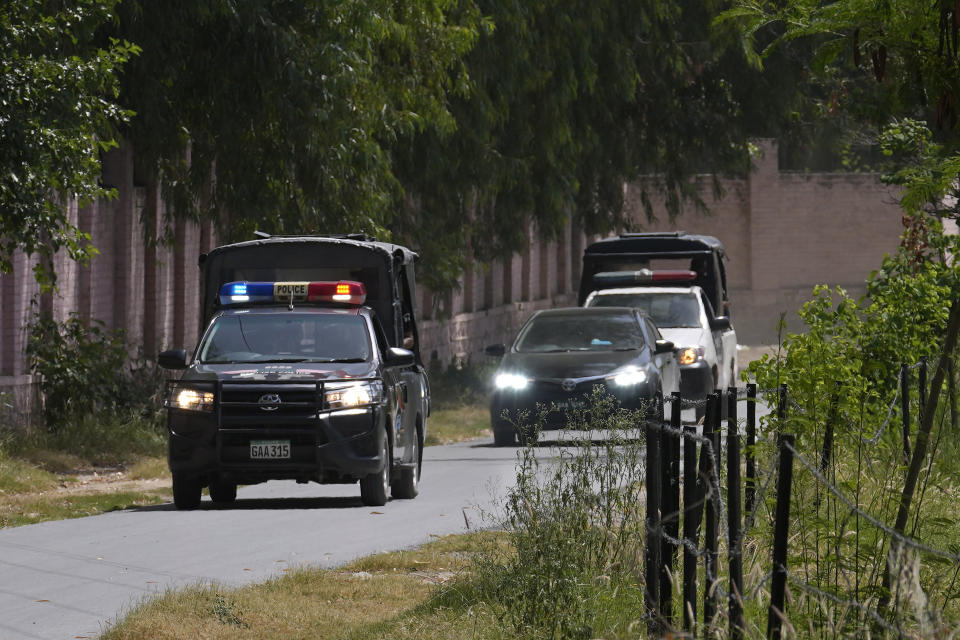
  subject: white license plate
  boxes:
[250,440,290,459]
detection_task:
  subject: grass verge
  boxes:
[100,532,509,640]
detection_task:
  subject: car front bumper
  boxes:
[167,405,388,485]
[679,360,713,402]
[490,380,656,433]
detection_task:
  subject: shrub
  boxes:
[25,311,165,430]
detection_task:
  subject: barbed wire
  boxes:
[785,441,960,563]
[784,572,912,639]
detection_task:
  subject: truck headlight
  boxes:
[167,386,215,412]
[495,373,529,390]
[678,347,705,365]
[325,381,383,409]
[608,367,647,387]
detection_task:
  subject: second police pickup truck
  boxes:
[158,234,429,509]
[579,232,738,416]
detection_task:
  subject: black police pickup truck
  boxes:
[158,235,429,509]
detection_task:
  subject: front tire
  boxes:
[392,427,421,499]
[209,479,237,503]
[360,432,390,506]
[493,426,516,447]
[172,473,202,510]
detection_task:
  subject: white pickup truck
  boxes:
[585,284,738,414]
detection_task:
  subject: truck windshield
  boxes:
[589,292,701,328]
[515,313,645,353]
[200,314,371,363]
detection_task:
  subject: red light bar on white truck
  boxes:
[592,269,696,286]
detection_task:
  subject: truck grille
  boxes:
[219,381,321,427]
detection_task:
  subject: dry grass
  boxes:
[101,532,508,640]
[425,403,491,446]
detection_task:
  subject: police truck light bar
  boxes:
[592,269,696,286]
[218,281,367,306]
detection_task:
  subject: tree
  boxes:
[391,0,769,289]
[105,0,480,245]
[0,0,135,288]
[725,0,960,615]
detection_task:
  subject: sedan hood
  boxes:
[501,350,648,380]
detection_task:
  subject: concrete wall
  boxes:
[0,139,907,421]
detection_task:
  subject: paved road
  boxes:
[0,438,532,640]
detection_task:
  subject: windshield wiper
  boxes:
[308,357,366,363]
[614,347,640,351]
[255,358,310,363]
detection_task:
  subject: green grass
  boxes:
[0,489,169,528]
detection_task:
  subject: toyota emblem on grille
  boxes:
[258,393,282,411]
[561,379,577,393]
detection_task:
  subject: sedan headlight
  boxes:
[608,367,648,387]
[325,381,383,409]
[678,347,705,365]
[167,386,215,412]
[495,373,529,390]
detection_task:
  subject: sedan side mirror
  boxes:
[385,347,416,367]
[158,348,189,370]
[485,344,506,357]
[709,315,731,331]
[655,339,674,354]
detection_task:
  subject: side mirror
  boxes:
[158,348,189,370]
[655,339,674,354]
[709,315,731,331]
[385,347,415,367]
[484,344,506,357]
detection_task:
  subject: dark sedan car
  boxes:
[485,307,679,446]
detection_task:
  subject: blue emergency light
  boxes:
[217,280,367,307]
[219,282,277,305]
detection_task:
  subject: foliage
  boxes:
[392,0,767,289]
[475,391,651,638]
[104,0,480,247]
[747,229,958,441]
[720,0,960,147]
[0,0,136,288]
[25,312,164,429]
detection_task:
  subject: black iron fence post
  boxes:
[659,392,682,623]
[767,433,795,640]
[645,410,662,632]
[682,419,701,633]
[727,387,744,639]
[745,383,757,515]
[901,363,911,461]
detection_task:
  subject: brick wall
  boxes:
[0,145,213,424]
[419,139,906,365]
[0,139,908,421]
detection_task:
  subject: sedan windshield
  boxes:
[515,314,645,353]
[590,292,701,328]
[200,314,370,363]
